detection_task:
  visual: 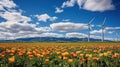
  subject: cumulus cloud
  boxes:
[55,7,64,13]
[105,27,120,30]
[35,14,57,22]
[90,26,120,35]
[39,33,64,38]
[65,32,114,41]
[59,0,115,12]
[77,0,85,8]
[66,32,87,38]
[0,0,51,40]
[90,28,115,34]
[0,0,17,11]
[0,11,31,23]
[50,22,89,32]
[0,22,51,40]
[90,29,104,34]
[61,0,76,8]
[83,0,115,12]
[0,22,50,33]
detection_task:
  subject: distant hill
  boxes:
[0,37,112,42]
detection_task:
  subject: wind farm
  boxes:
[0,0,120,67]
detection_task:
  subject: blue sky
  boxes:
[0,0,120,41]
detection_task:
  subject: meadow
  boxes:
[0,42,120,67]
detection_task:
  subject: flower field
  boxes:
[0,42,120,67]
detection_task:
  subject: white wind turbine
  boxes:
[101,18,106,42]
[88,17,95,42]
[115,32,119,42]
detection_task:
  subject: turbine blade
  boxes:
[102,17,106,26]
[90,26,92,30]
[88,17,95,24]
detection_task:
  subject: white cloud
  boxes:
[90,28,115,34]
[0,0,17,11]
[61,0,76,8]
[35,14,57,22]
[0,0,51,40]
[83,0,115,12]
[105,27,120,30]
[62,19,70,21]
[0,22,51,40]
[0,22,50,33]
[49,16,58,21]
[92,35,115,41]
[0,5,4,10]
[39,33,64,38]
[77,0,84,8]
[36,22,40,25]
[59,0,115,12]
[90,29,103,34]
[50,22,89,32]
[55,7,64,13]
[0,11,31,23]
[65,32,114,41]
[90,26,120,35]
[66,32,87,38]
[107,31,114,34]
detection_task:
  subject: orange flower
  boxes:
[93,57,99,61]
[27,51,32,55]
[71,53,77,58]
[45,59,49,62]
[9,56,15,63]
[112,55,118,59]
[56,51,61,54]
[112,53,119,59]
[11,50,15,53]
[18,52,23,56]
[80,58,85,62]
[29,55,33,59]
[93,50,97,53]
[63,57,67,60]
[9,53,14,56]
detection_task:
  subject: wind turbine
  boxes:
[88,17,95,42]
[115,32,119,42]
[100,17,106,42]
[82,34,85,42]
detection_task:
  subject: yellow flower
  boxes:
[88,54,92,58]
[68,59,73,63]
[36,54,41,58]
[99,53,103,57]
[103,52,108,56]
[80,54,84,57]
[58,56,62,59]
[62,52,69,56]
[76,51,81,54]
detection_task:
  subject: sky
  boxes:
[0,0,120,41]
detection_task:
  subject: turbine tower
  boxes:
[101,18,106,42]
[115,32,119,42]
[88,17,95,42]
